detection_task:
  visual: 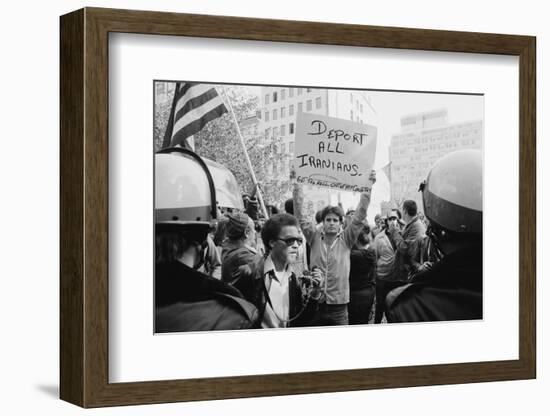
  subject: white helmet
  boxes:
[421,149,482,234]
[155,147,217,232]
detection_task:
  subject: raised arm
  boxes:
[343,170,376,248]
[387,223,411,255]
[291,167,315,241]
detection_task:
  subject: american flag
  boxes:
[162,82,228,149]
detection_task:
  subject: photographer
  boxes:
[249,213,324,328]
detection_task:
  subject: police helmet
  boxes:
[421,149,482,234]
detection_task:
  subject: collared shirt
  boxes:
[261,256,292,328]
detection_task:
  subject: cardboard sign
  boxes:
[294,112,377,192]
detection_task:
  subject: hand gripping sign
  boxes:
[294,112,377,192]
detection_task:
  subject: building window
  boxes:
[315,97,322,109]
[360,103,364,113]
[297,88,303,95]
[306,88,312,93]
[350,110,354,120]
[289,88,294,98]
[273,92,278,102]
[281,107,286,118]
[265,111,269,122]
[289,104,294,116]
[298,102,303,113]
[273,109,277,120]
[265,94,270,105]
[306,100,312,111]
[290,123,295,134]
[273,126,279,137]
[281,125,286,136]
[281,89,286,100]
[289,141,294,154]
[265,128,271,139]
[350,93,353,103]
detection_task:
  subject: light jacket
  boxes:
[300,193,370,304]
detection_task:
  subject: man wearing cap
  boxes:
[221,212,262,302]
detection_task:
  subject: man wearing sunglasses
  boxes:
[249,213,323,328]
[292,169,377,326]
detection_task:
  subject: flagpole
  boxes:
[219,87,269,219]
[161,82,179,149]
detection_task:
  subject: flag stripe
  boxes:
[175,84,212,114]
[171,103,228,146]
[164,82,228,148]
[174,88,220,123]
[172,92,227,135]
[174,82,196,101]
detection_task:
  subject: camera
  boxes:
[299,268,321,288]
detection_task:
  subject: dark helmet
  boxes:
[421,149,482,234]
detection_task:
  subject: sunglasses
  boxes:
[277,237,303,246]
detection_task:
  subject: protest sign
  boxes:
[294,112,377,192]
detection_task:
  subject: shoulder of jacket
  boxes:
[216,292,259,323]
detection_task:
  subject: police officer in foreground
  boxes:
[386,149,483,322]
[155,149,259,332]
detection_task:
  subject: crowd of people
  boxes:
[155,149,483,332]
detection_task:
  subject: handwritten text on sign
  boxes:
[294,112,377,192]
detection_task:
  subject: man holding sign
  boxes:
[292,168,377,326]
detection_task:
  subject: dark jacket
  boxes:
[155,261,260,332]
[349,247,376,292]
[386,242,482,323]
[388,216,426,282]
[221,239,261,301]
[250,255,319,328]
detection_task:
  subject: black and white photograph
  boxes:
[154,81,483,332]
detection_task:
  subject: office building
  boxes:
[389,109,483,210]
